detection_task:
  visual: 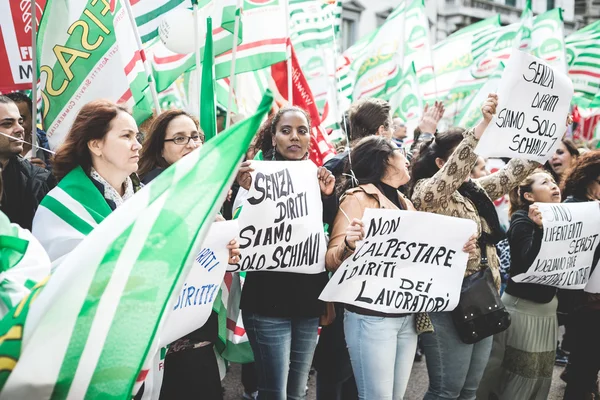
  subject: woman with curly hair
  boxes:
[561,150,600,400]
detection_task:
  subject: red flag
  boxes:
[0,1,47,93]
[271,45,336,166]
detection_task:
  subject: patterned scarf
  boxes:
[90,168,134,208]
[458,180,505,245]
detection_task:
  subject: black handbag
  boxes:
[451,238,511,344]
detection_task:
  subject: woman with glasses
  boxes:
[138,110,204,182]
[138,110,235,400]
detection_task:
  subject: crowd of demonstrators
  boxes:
[2,86,600,400]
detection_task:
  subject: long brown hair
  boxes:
[561,150,600,200]
[544,138,579,183]
[508,170,554,217]
[137,110,202,178]
[52,100,130,182]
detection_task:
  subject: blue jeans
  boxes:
[343,310,417,400]
[421,312,493,400]
[243,312,319,400]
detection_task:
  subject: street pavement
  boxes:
[222,360,568,400]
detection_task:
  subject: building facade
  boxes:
[340,0,591,50]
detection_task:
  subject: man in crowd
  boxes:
[0,95,55,230]
[392,117,407,147]
[5,91,52,170]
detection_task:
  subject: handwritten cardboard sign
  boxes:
[476,49,574,163]
[319,208,476,314]
[231,161,327,274]
[512,202,600,290]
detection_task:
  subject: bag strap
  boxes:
[478,236,489,267]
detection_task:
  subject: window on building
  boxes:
[376,8,393,27]
[342,0,365,50]
[505,0,517,6]
[547,0,555,9]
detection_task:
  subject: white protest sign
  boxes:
[512,202,600,290]
[475,49,574,163]
[319,208,477,314]
[160,220,237,346]
[232,160,327,274]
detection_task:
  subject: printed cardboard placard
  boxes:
[512,202,600,290]
[231,160,327,274]
[160,220,238,346]
[319,208,477,314]
[475,49,574,163]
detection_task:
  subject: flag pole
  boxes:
[193,0,201,118]
[121,0,162,114]
[30,0,38,156]
[226,0,242,130]
[284,0,293,105]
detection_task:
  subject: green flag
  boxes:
[201,17,217,141]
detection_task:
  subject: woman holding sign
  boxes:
[478,170,562,399]
[409,94,542,400]
[138,109,240,400]
[236,107,337,400]
[325,136,477,400]
[560,151,600,400]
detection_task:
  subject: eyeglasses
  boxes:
[164,135,202,145]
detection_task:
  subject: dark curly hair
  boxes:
[561,150,600,200]
[254,106,311,157]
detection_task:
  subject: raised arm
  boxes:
[475,158,540,201]
[411,94,498,212]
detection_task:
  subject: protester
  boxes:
[325,135,477,399]
[409,94,541,400]
[138,109,239,400]
[0,95,55,231]
[410,101,445,156]
[323,97,392,182]
[235,106,337,400]
[5,91,52,169]
[32,100,142,265]
[470,156,490,179]
[561,150,600,400]
[544,138,579,185]
[391,117,407,146]
[478,170,562,399]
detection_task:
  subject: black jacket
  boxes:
[1,156,56,230]
[505,210,557,303]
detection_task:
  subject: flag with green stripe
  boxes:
[37,0,153,150]
[566,20,600,108]
[0,91,274,398]
[0,212,50,319]
[131,0,189,44]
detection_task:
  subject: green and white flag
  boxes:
[420,16,501,102]
[566,20,600,108]
[0,92,274,399]
[0,212,50,319]
[132,0,189,43]
[38,0,153,150]
[515,0,533,51]
[200,17,217,141]
[456,62,505,129]
[387,62,422,127]
[289,0,341,51]
[531,8,567,73]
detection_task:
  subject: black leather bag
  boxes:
[451,239,511,344]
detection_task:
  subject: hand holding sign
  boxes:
[317,167,335,196]
[529,204,543,227]
[344,218,365,252]
[227,239,241,264]
[475,49,574,163]
[475,94,499,140]
[237,160,254,190]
